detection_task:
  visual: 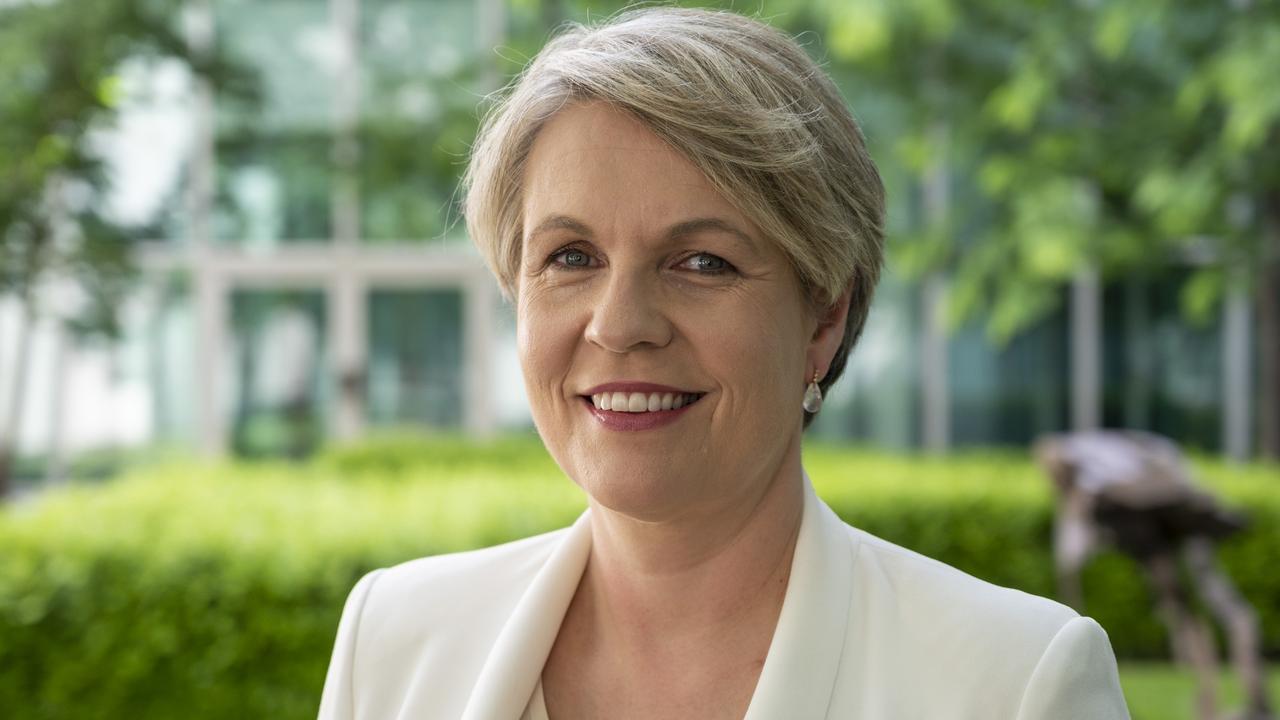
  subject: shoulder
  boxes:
[847,524,1078,635]
[320,520,576,717]
[333,528,571,717]
[367,526,570,611]
[838,524,1127,718]
[359,526,569,644]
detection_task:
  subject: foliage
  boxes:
[0,0,248,320]
[0,0,256,497]
[0,441,582,719]
[0,436,1277,718]
[799,0,1280,342]
[460,2,1280,460]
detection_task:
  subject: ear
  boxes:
[807,283,853,380]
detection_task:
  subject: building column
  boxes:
[1223,280,1253,461]
[185,0,224,456]
[476,0,507,91]
[331,0,361,246]
[465,275,497,437]
[921,274,950,452]
[331,270,366,441]
[1071,265,1102,431]
[920,120,951,453]
[183,0,215,248]
[329,0,364,441]
[469,0,506,438]
[194,267,228,456]
[43,319,70,485]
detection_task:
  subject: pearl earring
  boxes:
[803,371,823,413]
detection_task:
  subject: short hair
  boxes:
[464,6,885,426]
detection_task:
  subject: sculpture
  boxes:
[1035,430,1272,720]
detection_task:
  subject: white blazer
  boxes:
[318,480,1130,719]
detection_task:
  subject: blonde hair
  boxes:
[464,6,885,424]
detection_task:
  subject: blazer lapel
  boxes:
[743,479,856,720]
[459,476,854,720]
[460,510,593,720]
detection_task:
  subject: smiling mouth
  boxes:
[584,391,707,412]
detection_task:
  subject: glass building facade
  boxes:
[8,0,1255,462]
[127,0,498,457]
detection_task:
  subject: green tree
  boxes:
[0,0,252,498]
[809,0,1280,456]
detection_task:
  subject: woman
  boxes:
[319,7,1130,719]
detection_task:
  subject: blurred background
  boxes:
[0,0,1277,718]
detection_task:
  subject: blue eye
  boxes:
[682,253,732,274]
[550,247,592,268]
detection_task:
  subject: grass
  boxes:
[1121,663,1280,720]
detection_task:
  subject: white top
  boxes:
[318,478,1131,719]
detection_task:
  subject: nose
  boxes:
[584,271,674,354]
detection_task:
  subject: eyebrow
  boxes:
[526,214,760,253]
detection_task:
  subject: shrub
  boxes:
[0,436,1275,719]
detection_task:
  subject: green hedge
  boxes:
[0,435,1276,719]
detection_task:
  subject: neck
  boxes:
[577,439,806,651]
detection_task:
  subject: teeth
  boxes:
[590,391,701,413]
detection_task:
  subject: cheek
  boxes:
[694,291,809,410]
[516,289,580,403]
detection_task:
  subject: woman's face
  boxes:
[517,101,834,521]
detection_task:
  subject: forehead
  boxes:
[521,102,755,241]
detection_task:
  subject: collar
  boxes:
[460,476,856,720]
[743,477,856,718]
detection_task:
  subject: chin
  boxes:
[565,455,705,521]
